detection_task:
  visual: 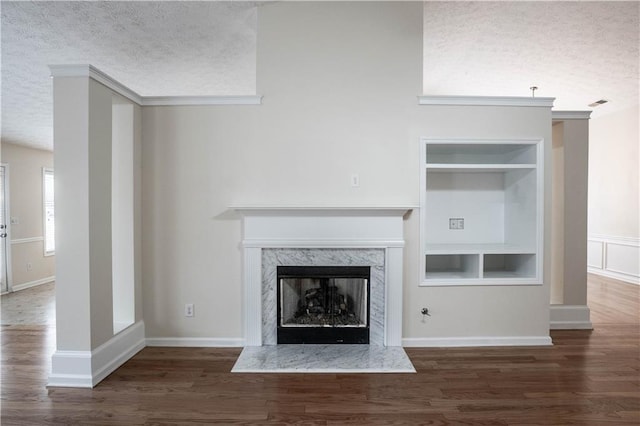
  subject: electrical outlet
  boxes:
[350,174,360,187]
[449,218,464,230]
[26,262,32,271]
[184,303,194,317]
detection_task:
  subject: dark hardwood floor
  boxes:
[1,274,638,425]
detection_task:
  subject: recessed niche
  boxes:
[425,254,479,280]
[420,139,543,286]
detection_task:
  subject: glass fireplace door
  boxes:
[277,266,370,344]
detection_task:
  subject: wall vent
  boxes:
[588,99,609,107]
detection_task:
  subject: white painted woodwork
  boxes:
[418,95,555,108]
[549,305,593,330]
[588,235,640,284]
[420,139,544,285]
[551,111,592,121]
[235,207,412,347]
[49,65,262,107]
[48,321,146,388]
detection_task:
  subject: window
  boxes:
[43,168,55,255]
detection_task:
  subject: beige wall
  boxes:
[589,105,640,238]
[1,142,55,289]
[142,2,551,341]
[587,105,639,283]
[550,119,590,305]
[551,122,565,304]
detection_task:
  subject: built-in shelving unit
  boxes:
[420,139,543,286]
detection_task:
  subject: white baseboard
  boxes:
[549,305,593,330]
[48,320,146,388]
[588,267,640,285]
[11,276,55,292]
[145,337,245,347]
[402,336,552,347]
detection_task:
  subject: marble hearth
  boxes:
[235,207,411,347]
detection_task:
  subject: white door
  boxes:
[0,165,8,294]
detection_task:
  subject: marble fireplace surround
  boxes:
[235,207,411,347]
[262,248,385,345]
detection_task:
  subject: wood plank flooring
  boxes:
[1,281,56,325]
[1,274,638,425]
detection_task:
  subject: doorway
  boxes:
[0,164,10,294]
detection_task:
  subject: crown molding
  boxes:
[142,95,262,106]
[49,64,262,107]
[418,95,555,108]
[231,205,416,216]
[49,64,143,105]
[552,110,592,121]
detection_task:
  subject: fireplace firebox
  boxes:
[277,266,370,344]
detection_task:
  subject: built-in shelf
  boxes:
[426,164,536,173]
[424,243,536,255]
[420,138,543,286]
[483,253,536,279]
[425,254,479,279]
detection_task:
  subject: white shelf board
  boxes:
[424,243,536,255]
[424,271,480,280]
[421,277,541,286]
[482,270,535,279]
[425,164,536,172]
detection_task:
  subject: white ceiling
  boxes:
[1,1,638,152]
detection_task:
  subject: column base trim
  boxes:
[48,321,146,388]
[550,305,593,330]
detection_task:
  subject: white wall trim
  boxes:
[49,64,143,105]
[142,96,263,106]
[237,207,410,347]
[589,234,640,246]
[48,321,146,388]
[10,236,44,245]
[49,64,263,107]
[552,110,592,121]
[418,95,555,108]
[549,305,593,330]
[588,268,640,285]
[145,337,245,347]
[242,239,405,248]
[402,336,553,347]
[11,275,55,292]
[588,234,640,285]
[47,350,93,388]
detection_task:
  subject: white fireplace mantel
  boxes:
[234,206,413,347]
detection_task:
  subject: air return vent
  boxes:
[588,99,609,107]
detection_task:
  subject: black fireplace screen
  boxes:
[277,266,370,344]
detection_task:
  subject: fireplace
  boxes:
[277,266,370,344]
[235,206,410,347]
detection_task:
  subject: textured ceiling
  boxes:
[1,1,258,151]
[1,1,639,152]
[423,1,639,114]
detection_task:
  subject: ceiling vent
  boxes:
[588,99,609,107]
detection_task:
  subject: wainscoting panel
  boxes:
[588,235,639,284]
